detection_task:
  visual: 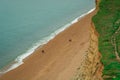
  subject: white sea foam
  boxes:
[0,8,95,75]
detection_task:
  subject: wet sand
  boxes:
[0,9,97,80]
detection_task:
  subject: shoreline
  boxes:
[0,8,95,75]
[0,4,98,80]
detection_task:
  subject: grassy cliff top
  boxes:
[93,0,120,80]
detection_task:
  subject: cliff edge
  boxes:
[72,23,103,80]
[72,0,103,80]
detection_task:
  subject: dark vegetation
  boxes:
[92,0,120,79]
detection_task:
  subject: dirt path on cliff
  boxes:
[111,26,120,62]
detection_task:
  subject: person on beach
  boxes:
[41,50,45,53]
[69,39,72,42]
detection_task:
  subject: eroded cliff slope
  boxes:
[72,22,103,80]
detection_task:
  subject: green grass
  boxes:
[92,0,120,80]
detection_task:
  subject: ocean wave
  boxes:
[0,7,95,75]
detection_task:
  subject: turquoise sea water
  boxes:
[0,0,95,73]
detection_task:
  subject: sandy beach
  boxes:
[0,8,97,80]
